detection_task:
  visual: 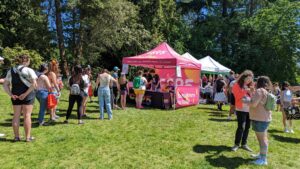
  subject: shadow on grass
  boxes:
[205,155,251,169]
[193,144,231,154]
[197,106,218,111]
[193,145,251,169]
[58,99,68,102]
[87,104,99,108]
[209,111,228,117]
[85,109,99,113]
[208,118,235,122]
[268,129,282,134]
[271,134,300,144]
[0,138,16,143]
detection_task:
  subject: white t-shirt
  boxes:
[82,74,90,93]
[140,77,147,90]
[5,65,37,87]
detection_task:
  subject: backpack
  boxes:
[70,84,81,95]
[283,90,293,102]
[265,92,277,111]
[133,76,141,89]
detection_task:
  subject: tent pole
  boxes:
[174,77,176,110]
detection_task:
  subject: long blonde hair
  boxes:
[119,74,127,84]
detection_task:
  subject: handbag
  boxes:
[47,93,57,109]
[284,106,300,120]
[88,85,93,97]
[93,87,98,97]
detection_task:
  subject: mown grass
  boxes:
[0,87,299,169]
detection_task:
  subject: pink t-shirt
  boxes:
[249,88,272,122]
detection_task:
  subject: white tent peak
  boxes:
[182,52,200,63]
[198,56,231,74]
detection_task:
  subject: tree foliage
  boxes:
[0,0,299,82]
[2,46,43,69]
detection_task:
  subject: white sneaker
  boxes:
[290,129,294,134]
[227,116,232,121]
[0,133,5,137]
[251,154,261,159]
[251,158,268,165]
[231,145,239,151]
[284,128,290,133]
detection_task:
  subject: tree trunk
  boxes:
[249,0,255,16]
[54,0,69,77]
[77,9,84,60]
[222,0,228,17]
[72,7,77,58]
[221,0,228,59]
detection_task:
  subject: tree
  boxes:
[0,0,51,58]
[54,0,69,76]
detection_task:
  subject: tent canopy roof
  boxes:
[122,42,201,69]
[198,56,231,74]
[181,52,200,65]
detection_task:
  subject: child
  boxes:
[280,81,300,133]
[272,82,281,111]
[165,80,175,107]
[119,73,129,109]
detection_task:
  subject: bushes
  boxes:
[2,46,43,70]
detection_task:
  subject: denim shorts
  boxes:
[252,120,270,132]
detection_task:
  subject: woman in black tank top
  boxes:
[3,54,37,142]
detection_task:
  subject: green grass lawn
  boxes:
[0,87,299,169]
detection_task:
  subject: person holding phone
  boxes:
[231,70,254,152]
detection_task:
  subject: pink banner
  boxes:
[176,86,199,107]
[156,68,200,108]
[156,69,200,87]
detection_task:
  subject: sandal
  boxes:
[13,137,21,142]
[26,136,35,142]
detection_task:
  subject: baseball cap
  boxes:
[113,66,120,71]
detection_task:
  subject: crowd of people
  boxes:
[0,54,174,141]
[0,54,299,166]
[200,70,300,165]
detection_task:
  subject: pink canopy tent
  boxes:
[123,42,201,69]
[122,42,201,108]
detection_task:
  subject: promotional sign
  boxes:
[156,68,200,108]
[122,64,129,74]
[156,68,200,88]
[176,86,199,107]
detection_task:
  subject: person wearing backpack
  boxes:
[280,81,295,133]
[3,54,37,142]
[133,70,147,109]
[248,76,273,165]
[64,65,85,124]
[96,69,119,120]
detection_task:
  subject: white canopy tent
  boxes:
[198,56,231,75]
[181,52,200,64]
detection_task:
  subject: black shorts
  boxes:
[120,90,127,95]
[113,87,118,97]
[11,91,35,105]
